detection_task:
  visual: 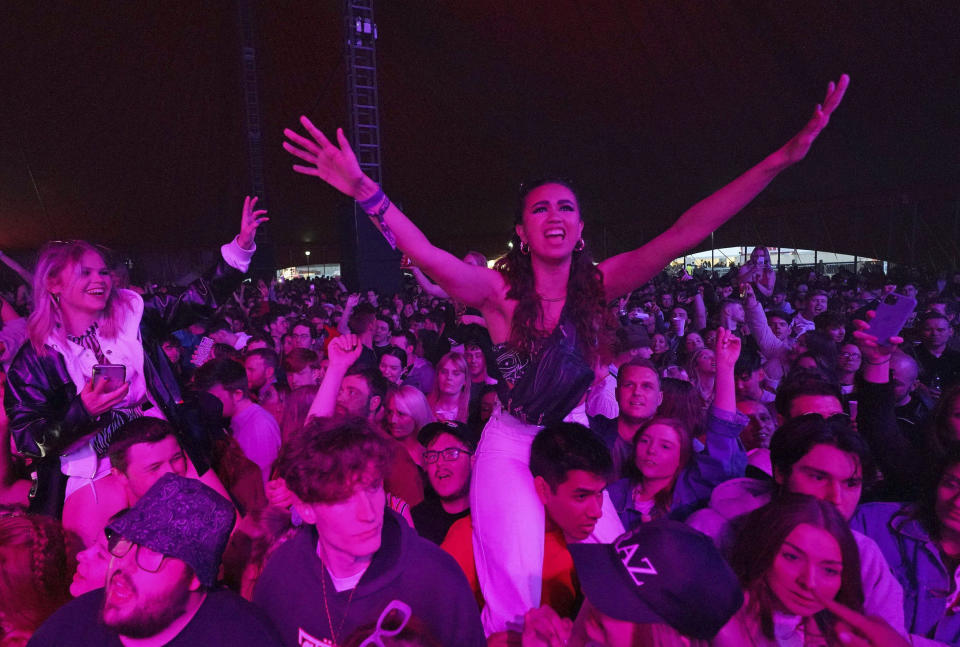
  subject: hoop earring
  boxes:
[574,238,585,252]
[520,241,530,255]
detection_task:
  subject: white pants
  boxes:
[470,409,623,635]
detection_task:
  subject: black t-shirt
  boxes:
[28,588,283,647]
[411,495,470,544]
[353,345,379,371]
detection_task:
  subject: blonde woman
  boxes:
[427,352,470,423]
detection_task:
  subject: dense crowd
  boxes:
[3,74,956,647]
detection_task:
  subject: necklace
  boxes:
[320,559,358,646]
[538,293,565,302]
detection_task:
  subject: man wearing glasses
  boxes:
[29,473,282,646]
[410,421,479,544]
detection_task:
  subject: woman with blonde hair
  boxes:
[384,385,436,469]
[4,199,264,535]
[427,352,470,423]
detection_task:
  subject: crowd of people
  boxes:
[0,73,955,646]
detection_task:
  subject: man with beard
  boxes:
[411,421,478,544]
[29,474,281,646]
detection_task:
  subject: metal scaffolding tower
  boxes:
[344,0,382,183]
[238,0,273,274]
[339,0,400,293]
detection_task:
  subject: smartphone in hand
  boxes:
[92,364,126,389]
[192,336,215,367]
[865,293,917,346]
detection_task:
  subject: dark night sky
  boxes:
[2,1,959,269]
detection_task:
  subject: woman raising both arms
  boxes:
[283,74,849,635]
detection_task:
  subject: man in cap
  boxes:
[30,473,282,646]
[522,520,742,647]
[410,421,479,544]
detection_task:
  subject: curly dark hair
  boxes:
[493,178,616,364]
[276,417,391,504]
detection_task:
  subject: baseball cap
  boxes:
[417,420,481,451]
[568,520,742,639]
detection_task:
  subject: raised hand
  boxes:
[740,282,758,308]
[852,313,903,364]
[283,118,367,199]
[780,74,850,165]
[327,333,364,369]
[714,327,742,370]
[237,195,269,250]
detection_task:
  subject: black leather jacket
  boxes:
[4,254,244,517]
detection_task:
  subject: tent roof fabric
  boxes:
[1,2,959,268]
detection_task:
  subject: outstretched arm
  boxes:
[409,265,450,300]
[599,75,849,300]
[338,292,360,335]
[0,250,34,287]
[283,121,503,309]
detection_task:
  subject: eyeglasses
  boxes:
[422,448,472,464]
[791,412,852,425]
[359,600,412,647]
[839,352,861,359]
[107,532,167,572]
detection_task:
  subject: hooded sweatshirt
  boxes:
[253,509,485,647]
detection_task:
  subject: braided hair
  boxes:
[0,510,74,639]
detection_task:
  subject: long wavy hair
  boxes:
[729,494,863,644]
[627,416,695,515]
[28,240,129,353]
[493,178,616,365]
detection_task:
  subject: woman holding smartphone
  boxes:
[282,76,848,635]
[4,198,266,532]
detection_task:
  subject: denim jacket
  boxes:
[851,502,960,646]
[607,405,747,529]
